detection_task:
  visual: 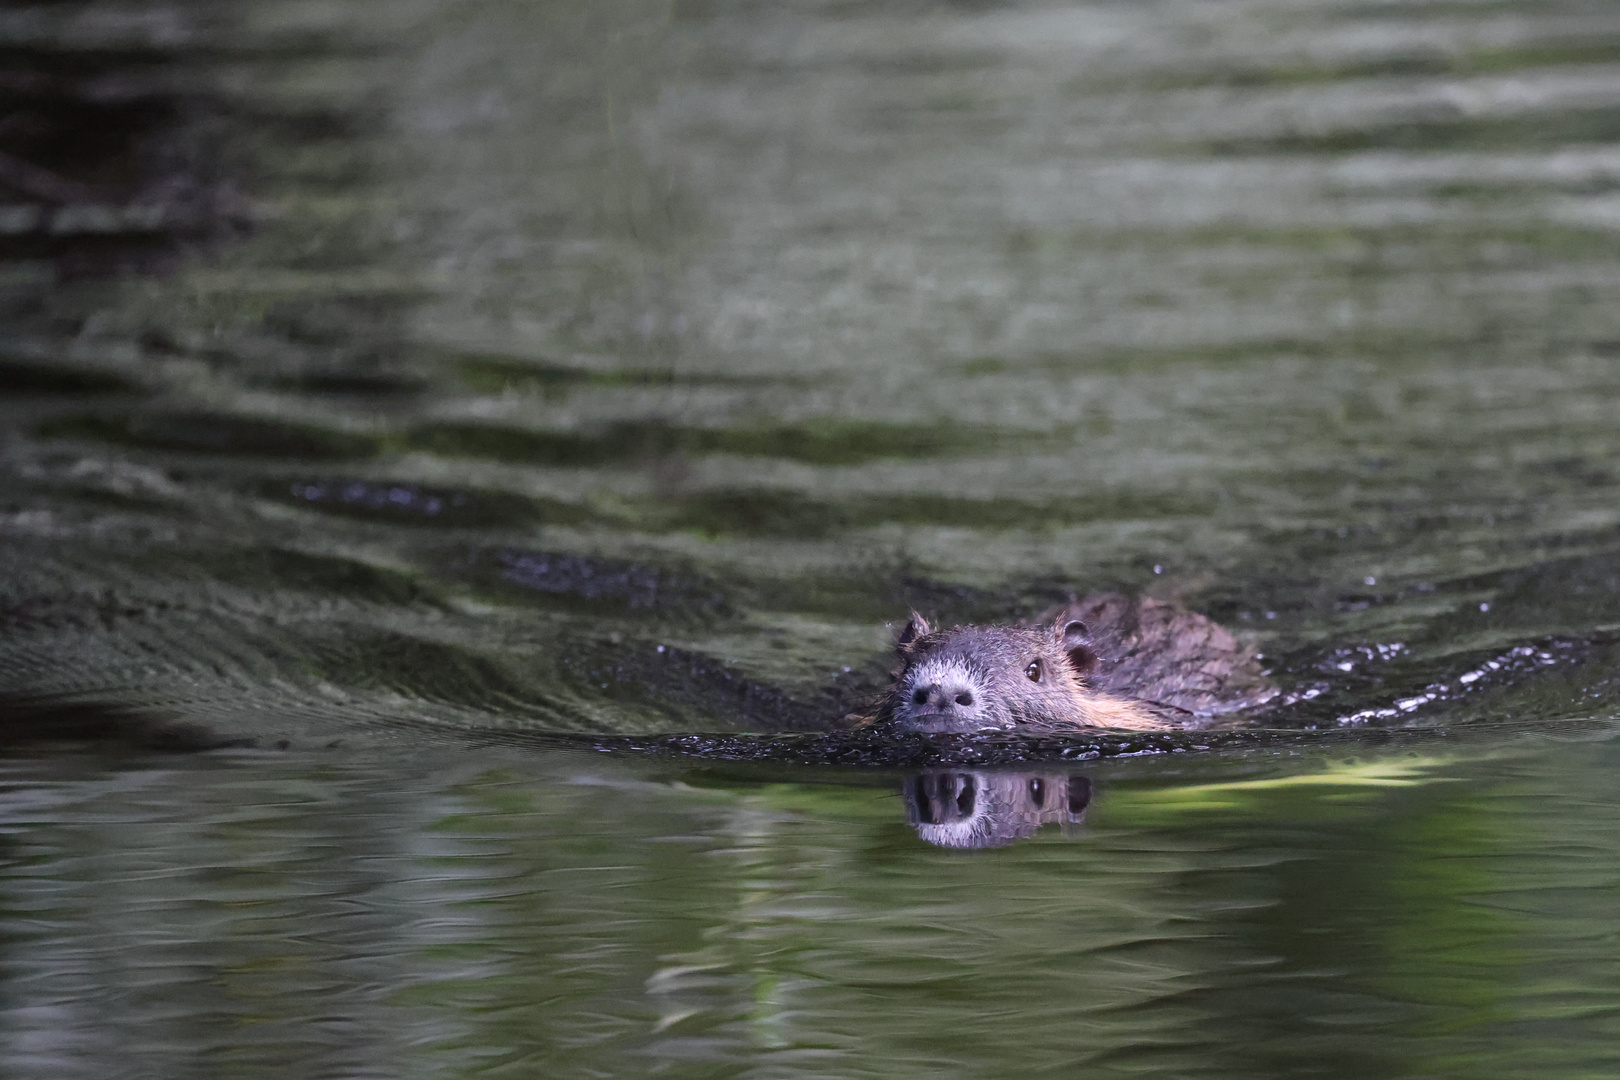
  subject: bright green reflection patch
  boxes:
[1107,754,1467,815]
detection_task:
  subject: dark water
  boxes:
[4,0,1620,1074]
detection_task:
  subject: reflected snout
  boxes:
[908,773,978,825]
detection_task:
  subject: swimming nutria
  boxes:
[870,593,1275,733]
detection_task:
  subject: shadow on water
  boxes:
[0,693,250,751]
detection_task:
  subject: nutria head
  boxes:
[882,611,1105,733]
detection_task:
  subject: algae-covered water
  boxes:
[3,0,1620,1074]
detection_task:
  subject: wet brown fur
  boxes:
[865,593,1273,733]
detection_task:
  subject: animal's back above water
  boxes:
[1058,593,1273,718]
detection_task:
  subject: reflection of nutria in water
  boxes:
[905,771,1091,849]
[870,594,1275,733]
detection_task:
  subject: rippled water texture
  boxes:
[3,0,1620,1074]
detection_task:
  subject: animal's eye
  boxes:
[1025,659,1041,682]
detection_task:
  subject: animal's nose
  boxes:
[912,683,976,709]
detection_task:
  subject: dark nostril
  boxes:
[955,691,973,707]
[956,774,976,815]
[911,777,936,824]
[912,688,928,705]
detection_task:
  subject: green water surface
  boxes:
[2,0,1620,1074]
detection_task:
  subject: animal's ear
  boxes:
[895,612,930,654]
[1059,618,1099,676]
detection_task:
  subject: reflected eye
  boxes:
[1025,659,1041,682]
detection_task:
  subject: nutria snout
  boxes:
[870,593,1275,733]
